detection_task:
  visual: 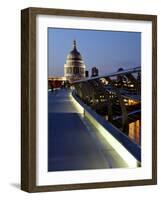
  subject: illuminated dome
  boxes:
[67,41,83,61]
[64,40,86,82]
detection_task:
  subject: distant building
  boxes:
[64,40,86,82]
[137,72,141,82]
[85,70,89,78]
[117,67,124,72]
[91,67,99,77]
[117,68,124,82]
[48,77,66,89]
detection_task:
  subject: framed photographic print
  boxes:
[21,7,157,192]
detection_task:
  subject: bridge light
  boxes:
[128,99,138,106]
[70,92,84,114]
[85,111,138,168]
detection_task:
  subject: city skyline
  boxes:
[48,28,141,77]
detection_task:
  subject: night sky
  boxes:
[48,28,141,77]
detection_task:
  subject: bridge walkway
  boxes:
[48,89,128,171]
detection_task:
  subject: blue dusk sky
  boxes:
[48,28,141,77]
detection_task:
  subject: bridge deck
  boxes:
[48,89,128,171]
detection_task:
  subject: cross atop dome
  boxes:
[73,40,77,50]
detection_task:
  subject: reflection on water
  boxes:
[128,120,141,145]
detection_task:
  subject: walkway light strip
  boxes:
[85,111,138,168]
[71,93,138,168]
[70,93,84,114]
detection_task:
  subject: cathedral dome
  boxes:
[66,40,83,61]
[67,49,82,60]
[64,40,86,82]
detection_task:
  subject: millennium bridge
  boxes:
[48,67,141,171]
